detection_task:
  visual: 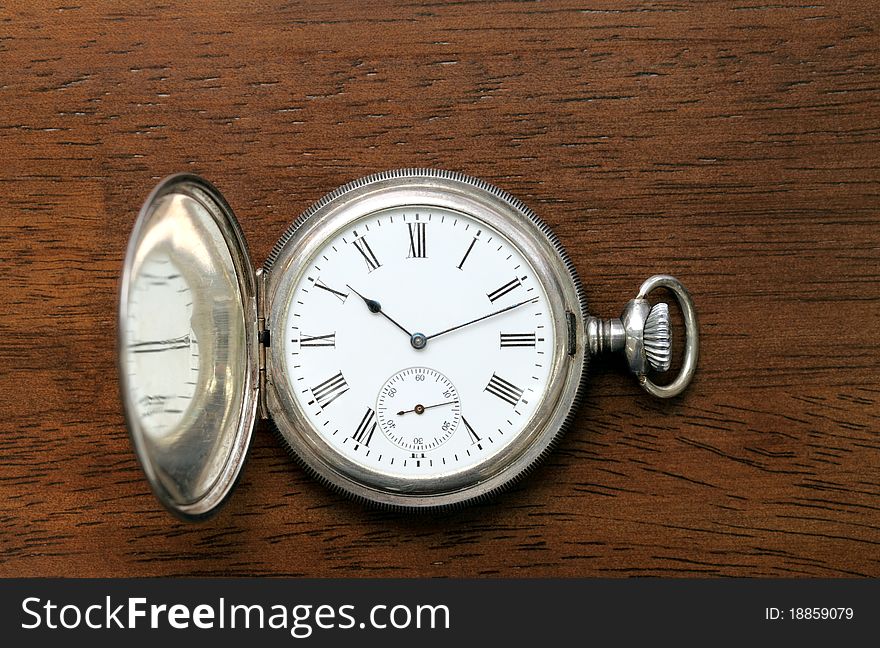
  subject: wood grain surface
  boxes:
[1,1,878,578]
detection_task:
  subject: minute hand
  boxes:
[425,298,537,341]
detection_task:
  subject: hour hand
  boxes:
[346,284,413,339]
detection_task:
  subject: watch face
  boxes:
[281,205,556,480]
[265,171,587,509]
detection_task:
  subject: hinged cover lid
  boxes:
[119,174,259,519]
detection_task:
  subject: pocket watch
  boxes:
[119,169,699,519]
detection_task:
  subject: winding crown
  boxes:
[643,303,671,372]
[584,274,697,399]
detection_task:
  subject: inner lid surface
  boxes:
[119,174,257,519]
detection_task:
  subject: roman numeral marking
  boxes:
[462,416,481,444]
[353,407,376,447]
[457,237,477,270]
[487,277,521,303]
[315,279,348,303]
[353,236,381,272]
[485,373,524,406]
[300,332,336,347]
[500,332,537,348]
[407,222,426,258]
[310,371,349,409]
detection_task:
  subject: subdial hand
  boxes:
[396,400,458,416]
[425,297,538,342]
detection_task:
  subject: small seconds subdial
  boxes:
[377,367,461,453]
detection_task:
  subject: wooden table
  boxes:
[1,1,877,578]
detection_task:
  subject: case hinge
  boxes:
[256,267,270,420]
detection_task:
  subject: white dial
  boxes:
[281,205,555,480]
[377,367,461,452]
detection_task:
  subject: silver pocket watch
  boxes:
[119,169,699,518]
